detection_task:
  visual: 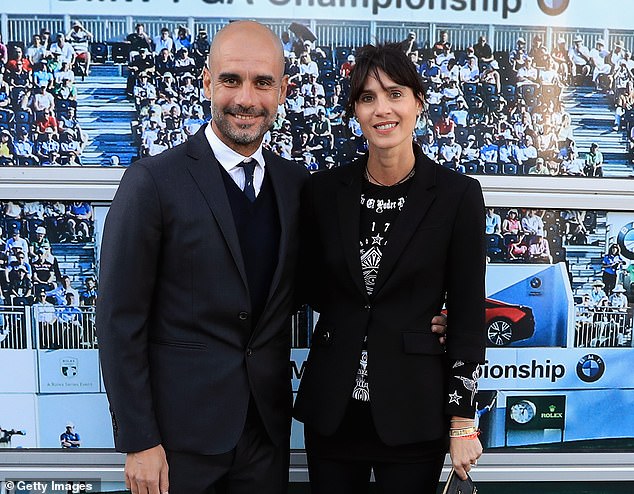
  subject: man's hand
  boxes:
[431,313,447,345]
[125,444,169,494]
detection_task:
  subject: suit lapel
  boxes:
[260,150,291,310]
[337,159,369,300]
[372,148,437,298]
[184,127,249,289]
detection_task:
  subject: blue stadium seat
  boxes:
[502,163,518,175]
[90,42,108,63]
[552,249,566,263]
[518,85,537,105]
[463,82,478,95]
[317,57,333,71]
[111,42,131,64]
[503,233,518,247]
[455,50,468,66]
[550,235,563,248]
[455,127,470,144]
[55,100,71,118]
[428,104,443,123]
[334,46,352,65]
[484,163,499,174]
[485,93,500,110]
[319,69,335,82]
[323,80,336,98]
[481,83,498,96]
[464,161,479,174]
[287,112,305,128]
[465,94,480,109]
[0,109,14,125]
[475,125,495,144]
[16,123,31,136]
[486,234,505,261]
[502,84,516,103]
[15,110,31,124]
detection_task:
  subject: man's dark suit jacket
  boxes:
[294,146,486,446]
[97,126,308,454]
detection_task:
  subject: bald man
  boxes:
[97,21,308,494]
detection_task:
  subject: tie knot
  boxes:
[239,159,257,178]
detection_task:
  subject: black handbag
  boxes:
[441,468,477,494]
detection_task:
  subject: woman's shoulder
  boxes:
[421,151,481,190]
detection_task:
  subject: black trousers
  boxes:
[165,401,289,494]
[305,400,447,494]
[306,450,445,494]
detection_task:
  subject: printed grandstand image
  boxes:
[0,16,632,176]
[0,5,633,455]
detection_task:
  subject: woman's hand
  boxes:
[449,435,482,480]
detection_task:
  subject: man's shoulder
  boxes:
[264,149,309,182]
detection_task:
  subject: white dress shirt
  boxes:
[205,123,265,197]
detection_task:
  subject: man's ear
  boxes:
[279,74,289,105]
[202,66,212,101]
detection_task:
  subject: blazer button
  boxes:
[322,331,331,342]
[246,348,253,357]
[238,311,249,320]
[364,304,371,311]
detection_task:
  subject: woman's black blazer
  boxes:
[294,146,486,446]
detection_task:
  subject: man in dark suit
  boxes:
[97,21,307,494]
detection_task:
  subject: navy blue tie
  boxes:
[239,159,257,202]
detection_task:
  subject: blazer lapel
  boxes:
[372,148,437,297]
[184,127,249,288]
[337,159,369,300]
[259,150,291,310]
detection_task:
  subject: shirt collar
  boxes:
[205,122,265,173]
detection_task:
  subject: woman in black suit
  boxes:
[294,43,486,494]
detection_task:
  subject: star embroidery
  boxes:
[448,391,462,405]
[371,233,384,245]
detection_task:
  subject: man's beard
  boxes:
[211,104,274,146]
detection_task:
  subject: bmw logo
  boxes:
[576,354,605,383]
[537,0,570,16]
[617,222,634,260]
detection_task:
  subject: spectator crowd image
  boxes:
[0,19,632,175]
[0,200,97,350]
[0,24,91,166]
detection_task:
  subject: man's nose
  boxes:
[234,83,256,107]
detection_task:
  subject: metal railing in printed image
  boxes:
[3,304,307,350]
[0,305,96,350]
[575,305,633,348]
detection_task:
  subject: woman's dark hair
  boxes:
[344,43,425,122]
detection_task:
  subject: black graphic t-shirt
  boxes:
[353,177,410,402]
[359,179,410,296]
[352,174,480,419]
